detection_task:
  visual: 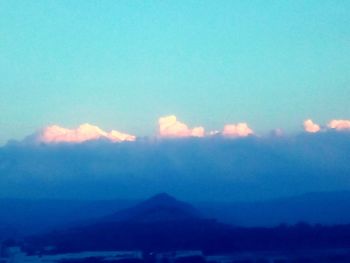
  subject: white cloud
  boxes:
[222,123,253,137]
[208,130,220,136]
[303,119,321,133]
[108,130,136,142]
[38,123,135,143]
[327,119,350,131]
[158,115,205,138]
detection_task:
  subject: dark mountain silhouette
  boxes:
[0,198,137,240]
[20,193,350,255]
[23,193,230,253]
[102,192,201,223]
[198,190,350,226]
[3,190,350,241]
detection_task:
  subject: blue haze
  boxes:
[1,131,350,201]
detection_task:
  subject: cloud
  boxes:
[158,116,254,138]
[158,115,205,138]
[208,130,220,136]
[303,119,321,133]
[12,117,350,147]
[2,132,350,201]
[38,123,136,143]
[327,119,350,131]
[108,130,136,142]
[222,123,253,137]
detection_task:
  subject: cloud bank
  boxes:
[327,120,350,131]
[303,119,350,133]
[1,115,349,201]
[38,123,136,143]
[303,119,321,133]
[222,123,254,137]
[158,115,254,138]
[158,115,205,138]
[2,131,350,201]
[14,116,350,145]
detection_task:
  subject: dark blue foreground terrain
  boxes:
[9,194,350,258]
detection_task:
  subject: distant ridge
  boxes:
[102,192,201,223]
[23,192,350,254]
[24,193,219,253]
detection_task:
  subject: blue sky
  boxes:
[0,0,349,144]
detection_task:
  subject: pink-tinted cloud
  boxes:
[38,123,135,143]
[108,130,136,142]
[327,119,350,131]
[191,127,205,137]
[222,123,254,137]
[303,119,321,133]
[158,115,205,138]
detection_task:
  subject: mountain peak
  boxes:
[103,193,201,223]
[144,192,177,203]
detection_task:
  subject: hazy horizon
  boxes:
[0,0,349,217]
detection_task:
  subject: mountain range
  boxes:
[20,192,350,254]
[2,190,350,241]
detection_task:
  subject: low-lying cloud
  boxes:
[38,123,136,143]
[303,119,321,133]
[158,115,205,138]
[158,115,254,138]
[303,119,350,133]
[1,115,349,201]
[11,116,350,146]
[327,119,350,131]
[222,123,254,137]
[2,131,350,201]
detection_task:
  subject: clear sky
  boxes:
[0,0,349,144]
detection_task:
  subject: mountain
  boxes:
[20,193,350,255]
[197,190,350,226]
[0,198,137,240]
[23,193,229,254]
[102,192,201,223]
[3,190,350,241]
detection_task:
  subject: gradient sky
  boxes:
[1,0,349,144]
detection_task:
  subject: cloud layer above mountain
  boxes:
[303,119,320,133]
[327,120,350,131]
[37,123,136,143]
[1,129,350,201]
[303,119,350,133]
[222,123,254,137]
[14,116,350,145]
[158,115,205,138]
